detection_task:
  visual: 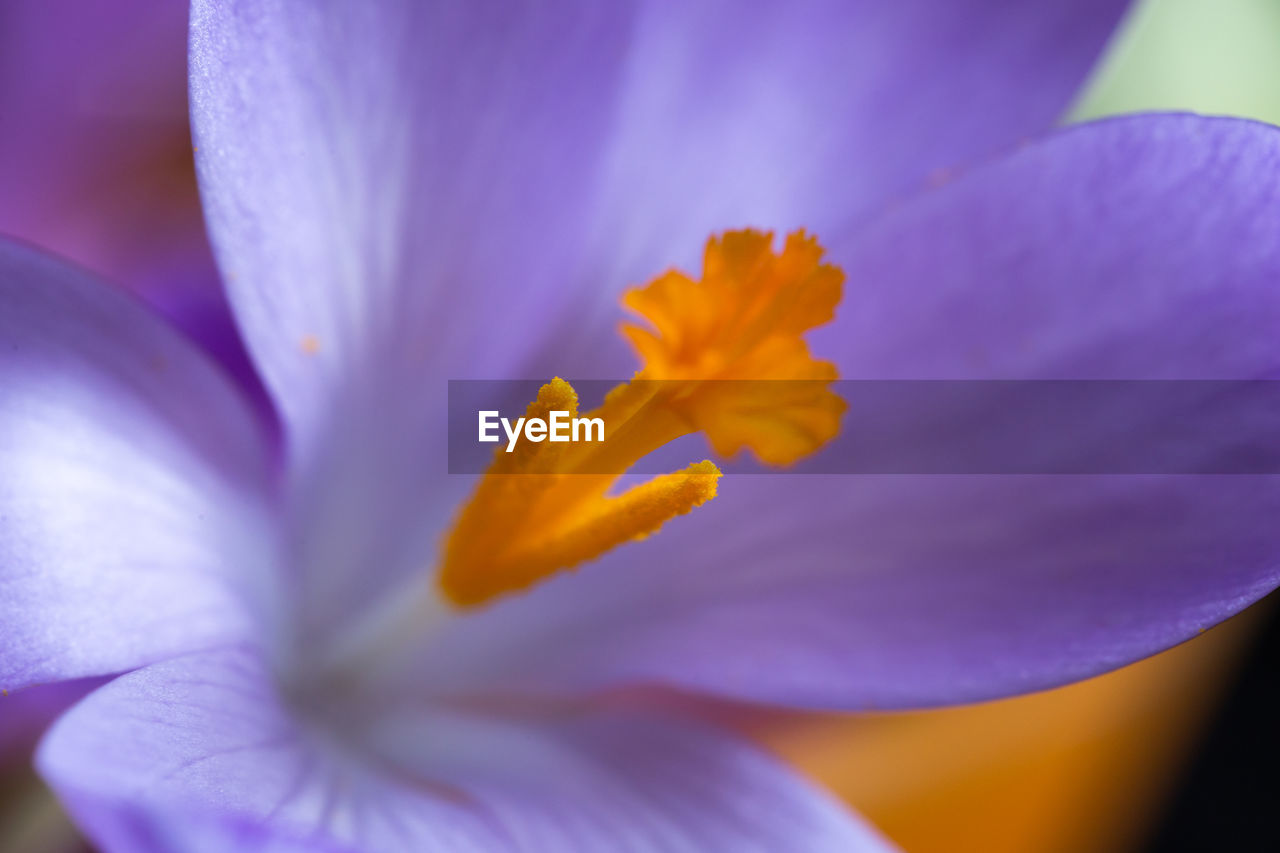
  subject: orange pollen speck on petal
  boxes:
[438,229,847,609]
[300,335,321,356]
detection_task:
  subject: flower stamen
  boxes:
[439,229,846,608]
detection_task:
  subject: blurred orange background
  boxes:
[752,610,1259,852]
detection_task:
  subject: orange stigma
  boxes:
[439,229,846,608]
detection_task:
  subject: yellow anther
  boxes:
[439,229,845,608]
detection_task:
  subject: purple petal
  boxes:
[40,647,893,851]
[604,0,1131,234]
[0,240,275,690]
[416,114,1280,709]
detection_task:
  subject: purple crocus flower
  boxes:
[7,1,1280,850]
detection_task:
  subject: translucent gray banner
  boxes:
[447,380,1280,475]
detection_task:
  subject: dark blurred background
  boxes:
[1141,597,1279,852]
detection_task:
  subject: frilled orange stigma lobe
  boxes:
[621,229,846,464]
[439,229,846,608]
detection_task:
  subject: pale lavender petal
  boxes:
[41,648,498,851]
[372,709,894,852]
[190,0,639,431]
[189,0,643,636]
[40,648,892,852]
[0,239,275,690]
[39,797,354,853]
[419,115,1280,709]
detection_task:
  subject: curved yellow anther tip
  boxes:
[673,459,720,507]
[617,460,722,544]
[538,377,578,411]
